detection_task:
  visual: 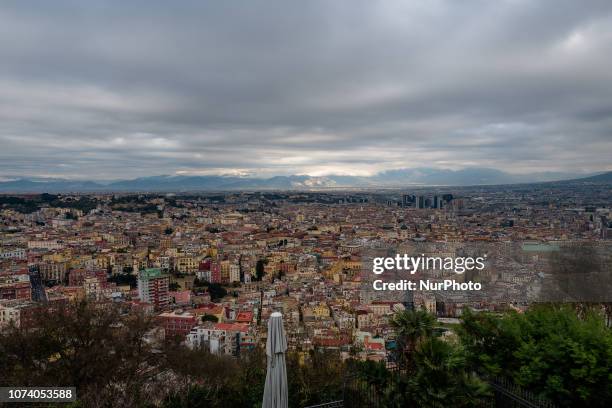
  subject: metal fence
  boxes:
[304,401,344,408]
[486,376,557,408]
[337,369,557,408]
[341,369,399,408]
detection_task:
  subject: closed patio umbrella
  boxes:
[262,311,288,408]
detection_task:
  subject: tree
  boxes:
[160,341,243,408]
[255,258,266,281]
[390,308,436,364]
[108,273,137,288]
[207,283,227,301]
[383,309,489,407]
[0,300,158,407]
[458,305,612,407]
[283,350,345,407]
[202,314,218,323]
[399,337,489,408]
[65,212,78,220]
[351,359,391,398]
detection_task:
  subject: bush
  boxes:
[458,305,612,407]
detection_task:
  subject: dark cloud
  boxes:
[1,0,611,179]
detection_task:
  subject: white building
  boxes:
[27,240,64,250]
[0,248,27,260]
[186,322,252,355]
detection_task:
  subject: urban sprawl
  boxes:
[1,183,612,363]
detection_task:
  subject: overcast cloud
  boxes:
[1,0,611,179]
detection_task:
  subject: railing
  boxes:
[338,368,557,408]
[304,401,344,408]
[486,376,557,408]
[341,370,396,408]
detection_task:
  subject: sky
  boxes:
[1,0,611,180]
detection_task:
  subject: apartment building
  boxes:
[137,268,170,309]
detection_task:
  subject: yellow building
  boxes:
[312,303,331,318]
[176,256,199,273]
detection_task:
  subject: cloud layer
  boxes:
[1,0,611,179]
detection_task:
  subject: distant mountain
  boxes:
[0,178,105,193]
[371,168,510,185]
[369,168,584,186]
[562,171,612,184]
[107,175,246,191]
[0,168,604,193]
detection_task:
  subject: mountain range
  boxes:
[0,168,610,193]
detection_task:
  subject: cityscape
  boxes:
[2,0,612,407]
[1,178,612,406]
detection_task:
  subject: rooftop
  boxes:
[139,268,168,279]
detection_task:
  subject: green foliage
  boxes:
[207,283,227,301]
[351,359,392,396]
[398,337,490,408]
[255,258,266,281]
[202,314,219,323]
[108,272,137,288]
[390,307,436,363]
[1,300,271,407]
[458,305,612,407]
[160,348,347,408]
[110,195,159,214]
[0,300,157,407]
[4,299,609,407]
[161,341,242,407]
[163,386,218,408]
[286,350,345,407]
[65,211,78,220]
[0,194,97,214]
[191,279,226,301]
[385,309,489,407]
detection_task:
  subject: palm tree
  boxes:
[408,337,490,408]
[390,308,436,365]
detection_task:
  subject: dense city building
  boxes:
[1,184,611,362]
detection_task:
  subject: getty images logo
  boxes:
[372,254,487,275]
